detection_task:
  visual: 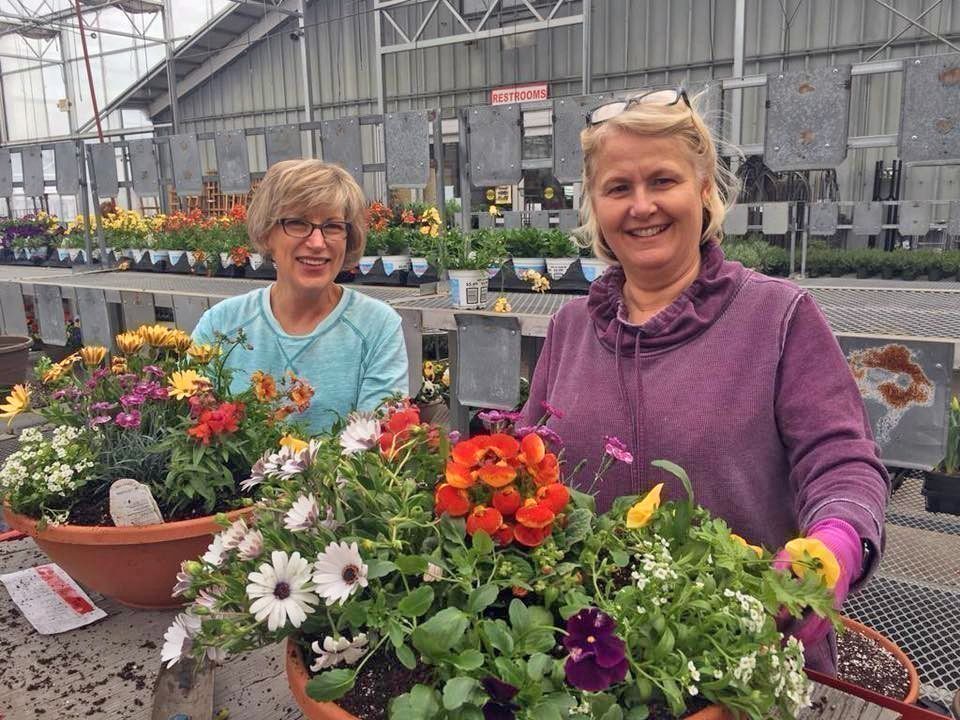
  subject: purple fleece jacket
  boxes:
[522,242,890,672]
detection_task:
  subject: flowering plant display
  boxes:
[414,360,450,405]
[0,326,309,525]
[2,212,61,250]
[165,406,837,720]
[427,227,507,272]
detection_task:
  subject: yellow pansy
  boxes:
[167,370,208,400]
[423,361,435,380]
[783,537,841,590]
[188,344,220,364]
[115,331,145,355]
[626,483,664,529]
[279,434,309,453]
[0,384,31,425]
[493,296,512,313]
[731,533,764,558]
[79,345,108,367]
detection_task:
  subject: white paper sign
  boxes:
[0,563,106,634]
[109,478,164,526]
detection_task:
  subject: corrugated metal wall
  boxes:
[169,0,960,204]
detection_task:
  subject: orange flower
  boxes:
[251,370,277,401]
[465,505,503,536]
[536,483,570,514]
[477,462,517,488]
[435,483,471,517]
[493,522,515,546]
[491,486,522,516]
[516,499,555,529]
[519,432,545,466]
[514,524,551,548]
[528,453,560,486]
[445,461,475,489]
[287,376,314,412]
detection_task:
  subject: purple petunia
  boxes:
[603,436,634,464]
[563,607,628,692]
[480,677,519,720]
[115,410,142,429]
[541,400,565,419]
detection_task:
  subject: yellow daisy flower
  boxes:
[138,324,173,348]
[167,330,194,354]
[167,369,208,400]
[79,345,108,367]
[187,344,220,364]
[0,384,31,425]
[115,332,145,355]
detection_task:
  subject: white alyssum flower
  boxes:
[312,541,369,606]
[339,411,381,455]
[246,551,319,631]
[201,534,227,566]
[309,633,369,671]
[284,494,320,532]
[161,612,202,667]
[237,529,264,560]
[422,563,444,583]
[687,660,701,683]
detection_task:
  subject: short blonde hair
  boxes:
[247,159,367,266]
[578,91,739,265]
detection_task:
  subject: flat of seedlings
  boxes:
[0,538,301,719]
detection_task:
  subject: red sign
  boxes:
[490,83,549,105]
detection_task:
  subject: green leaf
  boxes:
[442,677,479,710]
[649,626,675,660]
[481,620,514,655]
[467,583,499,614]
[396,554,429,575]
[527,605,554,627]
[471,530,494,555]
[527,653,553,681]
[411,607,469,658]
[626,707,650,720]
[651,459,693,501]
[341,601,368,627]
[410,685,442,715]
[451,649,484,671]
[366,559,397,579]
[439,516,466,544]
[396,643,417,670]
[519,627,556,654]
[600,705,624,720]
[387,618,405,648]
[305,669,356,702]
[493,657,525,687]
[508,599,530,632]
[611,550,630,566]
[563,508,593,544]
[398,585,435,618]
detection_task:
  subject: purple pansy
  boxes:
[540,400,565,419]
[481,677,519,720]
[115,410,142,429]
[563,607,628,692]
[603,436,634,464]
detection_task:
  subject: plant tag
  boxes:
[109,478,164,526]
[0,563,106,634]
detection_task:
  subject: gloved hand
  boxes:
[774,518,862,647]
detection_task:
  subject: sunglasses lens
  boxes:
[637,90,681,105]
[590,101,628,124]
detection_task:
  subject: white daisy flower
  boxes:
[161,612,202,667]
[422,563,444,583]
[320,506,340,531]
[241,453,268,491]
[221,518,249,550]
[340,412,381,455]
[237,529,264,560]
[172,563,192,597]
[246,551,319,631]
[284,494,320,532]
[195,588,221,610]
[201,534,227,566]
[312,541,369,606]
[310,633,369,671]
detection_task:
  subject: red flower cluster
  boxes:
[366,201,393,231]
[379,402,424,459]
[187,401,244,445]
[435,431,569,548]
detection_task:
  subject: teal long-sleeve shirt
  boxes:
[191,286,408,433]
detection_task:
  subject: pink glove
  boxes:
[774,518,862,647]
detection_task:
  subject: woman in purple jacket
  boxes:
[522,89,889,673]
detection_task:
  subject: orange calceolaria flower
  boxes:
[528,452,560,486]
[465,505,503,536]
[445,461,475,489]
[536,483,570,514]
[516,499,555,529]
[251,370,278,401]
[491,486,522,516]
[435,483,471,517]
[514,524,552,548]
[493,522,515,546]
[519,432,545,466]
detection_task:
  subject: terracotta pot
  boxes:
[840,616,920,704]
[0,335,32,386]
[2,505,253,609]
[285,638,731,720]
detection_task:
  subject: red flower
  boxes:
[536,483,570,514]
[516,499,555,529]
[491,486,522,516]
[493,522,515,546]
[380,405,422,458]
[465,505,503,536]
[514,524,551,547]
[187,401,243,445]
[435,483,471,517]
[528,453,560,486]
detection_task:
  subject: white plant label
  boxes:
[109,478,164,526]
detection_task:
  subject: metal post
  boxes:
[581,0,591,95]
[432,109,445,225]
[161,0,179,134]
[85,144,109,263]
[457,108,472,233]
[76,138,94,268]
[297,0,314,156]
[58,32,79,136]
[373,6,387,115]
[730,0,746,155]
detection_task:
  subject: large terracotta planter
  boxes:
[0,335,33,386]
[285,638,730,720]
[840,616,920,704]
[2,505,252,609]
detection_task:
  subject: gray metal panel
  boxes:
[723,205,749,235]
[529,211,550,229]
[761,203,790,234]
[0,282,28,336]
[840,337,954,469]
[169,134,204,196]
[558,209,580,231]
[89,143,119,198]
[454,313,520,409]
[852,202,884,235]
[21,146,44,197]
[265,125,303,168]
[321,117,363,186]
[692,80,723,142]
[395,307,423,399]
[384,110,430,188]
[53,142,80,196]
[552,93,610,183]
[808,201,839,236]
[34,284,66,346]
[0,149,11,196]
[128,138,160,196]
[477,212,494,229]
[171,294,209,333]
[215,129,251,194]
[764,66,851,171]
[898,53,960,163]
[468,104,522,186]
[120,290,156,330]
[948,201,960,237]
[74,286,113,349]
[898,201,932,237]
[502,211,523,229]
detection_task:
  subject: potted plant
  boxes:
[0,335,33,385]
[166,408,841,720]
[379,227,414,275]
[922,395,960,515]
[942,250,960,282]
[879,251,900,280]
[504,228,547,276]
[898,251,926,281]
[408,230,436,279]
[0,327,313,607]
[413,359,450,423]
[430,228,506,309]
[6,214,58,262]
[542,230,579,280]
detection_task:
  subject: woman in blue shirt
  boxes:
[192,159,408,433]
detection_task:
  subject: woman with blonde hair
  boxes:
[522,89,888,673]
[192,159,408,432]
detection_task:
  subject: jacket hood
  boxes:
[586,242,749,356]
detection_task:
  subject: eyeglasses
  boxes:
[588,87,691,125]
[276,218,351,240]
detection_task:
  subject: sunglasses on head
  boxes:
[587,87,691,125]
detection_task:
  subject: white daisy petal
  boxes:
[312,541,369,606]
[245,550,319,631]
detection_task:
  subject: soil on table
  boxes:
[335,647,434,720]
[837,628,911,700]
